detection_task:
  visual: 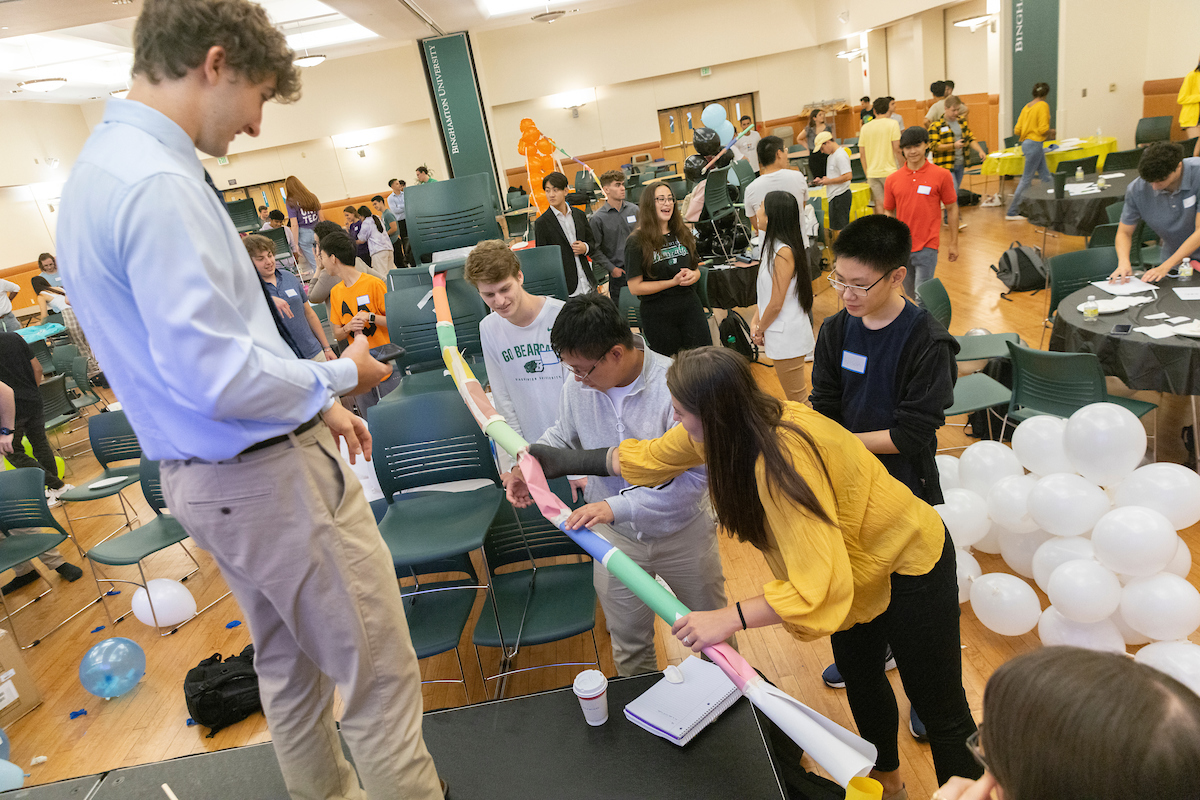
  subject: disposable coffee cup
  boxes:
[572,669,609,726]
[1053,171,1068,199]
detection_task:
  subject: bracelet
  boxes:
[736,601,747,630]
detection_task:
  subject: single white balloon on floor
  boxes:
[932,402,1200,670]
[131,578,197,628]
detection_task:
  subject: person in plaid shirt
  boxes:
[926,96,988,195]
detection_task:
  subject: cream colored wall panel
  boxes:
[0,186,56,265]
[943,0,991,94]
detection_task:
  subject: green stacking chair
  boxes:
[57,410,142,540]
[618,286,641,330]
[732,159,755,190]
[515,246,569,301]
[70,357,106,415]
[1134,116,1172,148]
[944,374,1013,444]
[1087,223,1119,249]
[1042,248,1119,347]
[39,375,85,456]
[222,198,260,234]
[42,314,70,347]
[915,279,1020,363]
[405,173,502,266]
[0,468,102,649]
[400,551,482,703]
[52,344,79,393]
[472,477,598,699]
[1004,135,1019,149]
[1105,201,1124,224]
[386,265,465,293]
[1056,155,1098,176]
[1005,343,1157,458]
[382,281,490,399]
[850,155,866,183]
[504,209,532,240]
[696,264,715,323]
[29,339,54,376]
[1132,222,1162,267]
[1102,149,1142,171]
[87,457,229,634]
[701,166,751,261]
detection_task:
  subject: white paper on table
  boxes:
[1066,184,1101,195]
[1090,278,1157,295]
[1168,316,1191,324]
[1145,312,1170,320]
[1125,295,1154,306]
[1099,172,1125,179]
[1133,325,1178,339]
[1173,287,1200,300]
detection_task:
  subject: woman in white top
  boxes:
[750,191,815,403]
[355,205,395,274]
[31,276,101,378]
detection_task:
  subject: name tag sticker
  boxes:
[539,348,560,366]
[285,289,298,297]
[941,127,950,133]
[357,294,370,305]
[1186,195,1197,208]
[627,215,636,223]
[841,351,868,374]
[917,185,932,195]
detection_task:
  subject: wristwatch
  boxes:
[369,313,376,324]
[0,428,12,436]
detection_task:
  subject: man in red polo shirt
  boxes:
[883,126,958,302]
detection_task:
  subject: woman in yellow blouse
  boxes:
[529,347,981,797]
[1179,58,1200,157]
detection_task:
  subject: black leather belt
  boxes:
[240,416,320,456]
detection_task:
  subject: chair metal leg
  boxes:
[0,566,103,649]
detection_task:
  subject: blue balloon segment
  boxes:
[552,522,616,564]
[0,759,22,791]
[225,620,242,628]
[0,728,9,762]
[69,710,87,719]
[78,637,146,699]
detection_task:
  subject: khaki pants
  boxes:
[371,250,395,274]
[773,355,811,405]
[868,177,887,213]
[595,509,729,677]
[162,425,442,800]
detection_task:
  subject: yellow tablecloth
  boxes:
[809,183,872,227]
[981,137,1119,177]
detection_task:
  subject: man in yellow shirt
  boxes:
[858,97,902,213]
[1006,82,1055,220]
[320,229,399,408]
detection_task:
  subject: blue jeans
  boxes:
[1007,138,1052,216]
[903,247,939,302]
[951,164,964,193]
[297,226,317,275]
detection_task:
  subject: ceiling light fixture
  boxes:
[18,78,68,92]
[294,54,326,67]
[110,88,130,98]
[953,13,998,32]
[835,48,865,60]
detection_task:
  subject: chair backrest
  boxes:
[1181,138,1199,160]
[628,181,647,205]
[51,343,79,376]
[1135,116,1173,147]
[515,246,569,301]
[405,173,502,265]
[1047,248,1119,316]
[1103,148,1142,172]
[696,264,713,313]
[484,478,586,572]
[0,468,67,534]
[670,178,689,201]
[29,339,53,374]
[45,312,64,330]
[385,281,489,372]
[966,141,988,168]
[260,226,291,258]
[387,266,465,292]
[507,190,530,211]
[1106,200,1124,224]
[1057,155,1098,176]
[1088,223,1120,249]
[139,456,167,514]
[732,159,755,188]
[38,374,74,421]
[703,166,734,217]
[915,278,953,329]
[88,409,142,468]
[1007,342,1107,418]
[850,155,866,182]
[366,390,500,498]
[223,198,259,234]
[71,357,94,395]
[617,286,641,329]
[1004,135,1019,149]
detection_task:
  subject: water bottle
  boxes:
[1181,258,1194,278]
[1083,295,1099,322]
[1097,176,1107,190]
[1075,166,1084,181]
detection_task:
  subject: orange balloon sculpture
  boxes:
[518,118,561,214]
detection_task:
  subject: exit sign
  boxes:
[217,156,229,165]
[699,67,711,77]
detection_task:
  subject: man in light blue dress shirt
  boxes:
[55,2,444,799]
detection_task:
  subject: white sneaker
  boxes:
[46,484,74,503]
[44,490,60,508]
[958,222,968,231]
[1004,214,1024,221]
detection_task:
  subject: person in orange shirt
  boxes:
[319,229,399,409]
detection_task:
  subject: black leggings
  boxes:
[638,292,711,357]
[830,531,982,784]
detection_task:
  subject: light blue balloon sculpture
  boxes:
[715,119,737,145]
[79,637,145,699]
[0,727,9,762]
[701,103,727,130]
[0,759,23,790]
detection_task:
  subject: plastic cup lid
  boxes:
[573,669,607,696]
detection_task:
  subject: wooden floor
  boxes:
[7,194,1199,798]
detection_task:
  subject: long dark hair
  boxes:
[284,176,320,212]
[983,647,1200,800]
[31,276,65,297]
[632,181,696,279]
[760,191,813,314]
[666,348,833,549]
[357,205,383,233]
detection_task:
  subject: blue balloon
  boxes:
[701,103,727,131]
[79,637,145,699]
[0,759,23,790]
[715,120,737,146]
[0,728,8,762]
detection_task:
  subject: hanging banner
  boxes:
[1010,0,1058,128]
[420,32,502,212]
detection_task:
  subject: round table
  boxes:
[1049,280,1200,394]
[1019,174,1131,237]
[982,136,1119,177]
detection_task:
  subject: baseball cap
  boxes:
[899,126,929,148]
[813,131,834,149]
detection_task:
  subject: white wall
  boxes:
[886,19,921,101]
[944,0,991,95]
[1143,0,1200,80]
[0,102,92,188]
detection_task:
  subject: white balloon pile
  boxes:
[936,403,1200,694]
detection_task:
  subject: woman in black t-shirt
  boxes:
[624,182,711,356]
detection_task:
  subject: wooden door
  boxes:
[659,109,688,167]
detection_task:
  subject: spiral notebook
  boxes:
[624,656,741,746]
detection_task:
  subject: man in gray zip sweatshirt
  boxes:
[507,294,729,676]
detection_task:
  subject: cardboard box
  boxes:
[0,629,42,728]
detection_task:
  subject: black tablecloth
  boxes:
[706,264,759,308]
[1019,174,1132,237]
[1049,280,1200,394]
[0,774,101,799]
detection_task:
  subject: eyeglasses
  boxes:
[655,196,675,205]
[827,271,891,297]
[966,729,988,773]
[564,352,606,380]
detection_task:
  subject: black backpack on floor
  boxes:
[718,309,758,362]
[184,644,261,737]
[991,241,1046,299]
[957,188,981,206]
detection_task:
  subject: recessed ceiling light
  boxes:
[110,88,129,98]
[18,78,68,93]
[531,10,565,22]
[293,54,326,68]
[112,0,134,5]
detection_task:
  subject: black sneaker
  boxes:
[56,563,83,582]
[0,572,40,595]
